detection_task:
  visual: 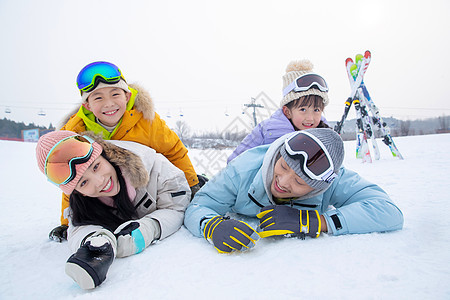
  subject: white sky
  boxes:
[0,0,449,132]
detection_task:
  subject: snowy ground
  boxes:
[1,134,449,299]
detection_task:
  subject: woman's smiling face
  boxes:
[75,155,120,197]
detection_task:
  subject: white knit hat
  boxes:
[280,59,329,108]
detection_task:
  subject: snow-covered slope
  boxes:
[0,134,449,299]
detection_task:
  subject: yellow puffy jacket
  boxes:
[58,83,198,225]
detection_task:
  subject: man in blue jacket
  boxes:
[184,128,403,253]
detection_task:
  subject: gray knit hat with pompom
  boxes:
[280,59,329,108]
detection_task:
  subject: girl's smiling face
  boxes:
[75,155,120,197]
[283,104,322,130]
[271,156,314,199]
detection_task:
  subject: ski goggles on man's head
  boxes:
[283,73,329,97]
[284,131,336,183]
[44,135,95,186]
[76,61,125,93]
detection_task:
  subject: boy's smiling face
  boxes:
[83,87,131,127]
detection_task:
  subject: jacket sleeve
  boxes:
[184,167,240,237]
[227,124,264,164]
[143,153,191,240]
[60,193,70,226]
[67,220,117,256]
[322,167,404,235]
[146,113,199,187]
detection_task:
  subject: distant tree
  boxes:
[0,118,51,139]
[438,115,448,130]
[400,120,411,136]
[174,120,191,143]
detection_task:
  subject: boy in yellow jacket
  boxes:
[49,61,200,242]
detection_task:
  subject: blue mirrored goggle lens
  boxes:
[77,61,122,90]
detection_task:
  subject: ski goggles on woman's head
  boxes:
[76,61,125,93]
[44,135,95,186]
[283,73,329,97]
[284,131,336,183]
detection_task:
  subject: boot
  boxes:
[65,241,114,289]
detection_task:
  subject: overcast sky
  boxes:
[0,0,449,132]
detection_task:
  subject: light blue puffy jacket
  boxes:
[185,138,403,238]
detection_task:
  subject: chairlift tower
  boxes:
[244,98,264,127]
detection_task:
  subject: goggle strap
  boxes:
[283,81,296,97]
[322,170,337,183]
[283,74,329,97]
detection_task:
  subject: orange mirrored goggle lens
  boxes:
[44,135,94,186]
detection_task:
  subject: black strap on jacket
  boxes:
[330,214,342,230]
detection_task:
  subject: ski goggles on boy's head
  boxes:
[44,135,95,186]
[283,73,329,97]
[76,61,126,93]
[284,131,336,182]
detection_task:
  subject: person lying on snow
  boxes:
[184,128,403,253]
[36,130,190,289]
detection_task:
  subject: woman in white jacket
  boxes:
[36,130,190,290]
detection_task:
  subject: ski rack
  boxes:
[334,50,404,161]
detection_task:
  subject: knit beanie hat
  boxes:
[36,130,103,195]
[279,128,344,193]
[81,79,130,102]
[280,59,329,108]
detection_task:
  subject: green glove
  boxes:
[203,216,260,253]
[257,205,321,239]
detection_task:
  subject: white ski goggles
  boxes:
[284,131,336,183]
[283,73,329,97]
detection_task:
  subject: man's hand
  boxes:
[203,216,260,253]
[257,205,321,239]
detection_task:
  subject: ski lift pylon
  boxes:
[38,109,46,116]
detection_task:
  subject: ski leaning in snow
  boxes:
[351,56,380,160]
[353,99,372,162]
[350,61,372,161]
[335,50,403,160]
[335,51,374,162]
[359,81,404,159]
[334,51,371,134]
[354,52,401,160]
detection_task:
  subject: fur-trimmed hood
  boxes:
[82,131,149,189]
[58,83,155,129]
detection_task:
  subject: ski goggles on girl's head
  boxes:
[76,61,125,93]
[283,73,329,97]
[44,135,95,186]
[284,131,336,183]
